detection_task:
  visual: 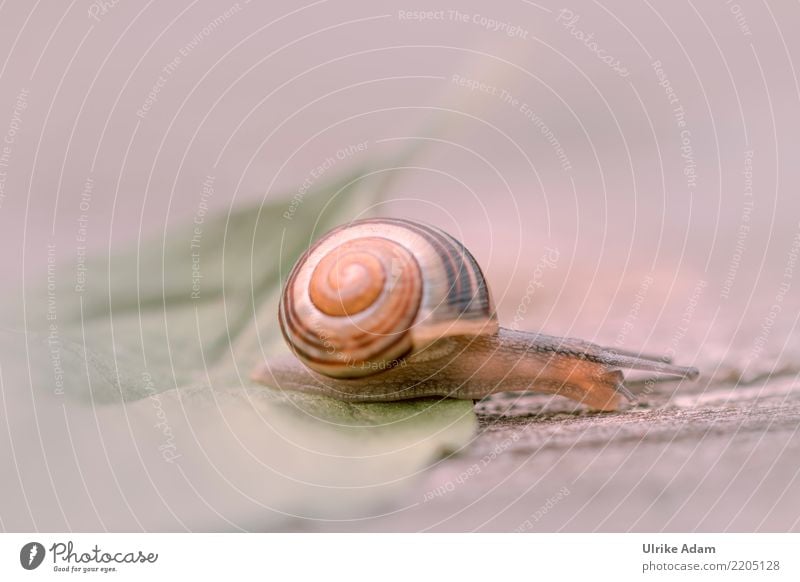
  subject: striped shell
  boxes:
[279,218,498,378]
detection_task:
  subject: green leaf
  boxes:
[2,166,477,530]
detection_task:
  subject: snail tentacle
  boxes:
[517,332,700,380]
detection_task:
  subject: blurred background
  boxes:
[0,0,798,532]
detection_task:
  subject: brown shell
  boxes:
[279,218,498,378]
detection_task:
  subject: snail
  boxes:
[252,218,699,411]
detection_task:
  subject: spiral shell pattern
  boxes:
[279,218,498,378]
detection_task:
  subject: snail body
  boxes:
[255,219,699,411]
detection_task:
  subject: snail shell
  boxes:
[279,218,498,378]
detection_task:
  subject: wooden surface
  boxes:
[306,373,800,532]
